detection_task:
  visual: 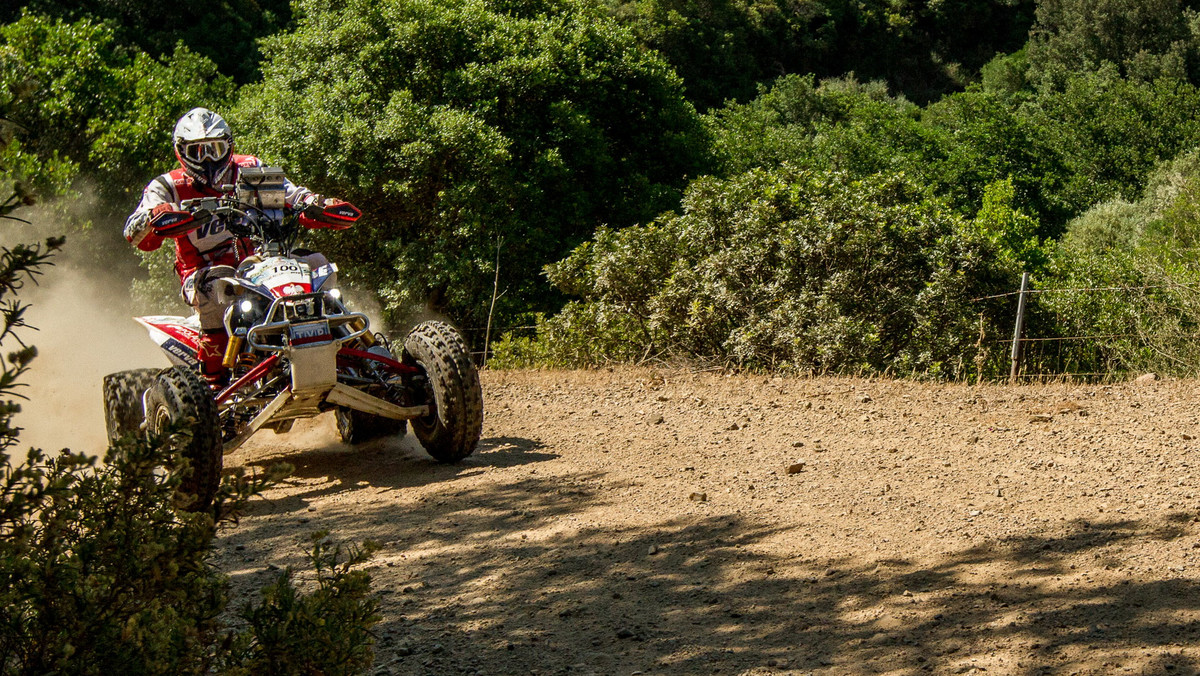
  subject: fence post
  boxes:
[483,236,503,368]
[1010,271,1030,382]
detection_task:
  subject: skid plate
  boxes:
[222,385,429,454]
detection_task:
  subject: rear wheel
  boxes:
[145,366,223,511]
[102,368,160,443]
[335,407,406,444]
[403,321,483,463]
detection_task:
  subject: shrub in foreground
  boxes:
[0,433,380,675]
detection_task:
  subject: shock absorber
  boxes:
[223,329,246,369]
[349,317,376,346]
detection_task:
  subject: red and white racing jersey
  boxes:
[124,155,327,282]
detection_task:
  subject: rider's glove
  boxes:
[194,266,213,292]
[300,194,359,229]
[150,202,201,238]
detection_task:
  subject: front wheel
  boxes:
[403,321,483,463]
[145,366,223,511]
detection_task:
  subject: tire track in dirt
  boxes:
[217,368,1200,675]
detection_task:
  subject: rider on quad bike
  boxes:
[124,107,354,387]
[112,108,483,513]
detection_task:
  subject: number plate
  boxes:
[289,320,332,347]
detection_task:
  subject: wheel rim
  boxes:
[151,404,171,435]
[413,361,440,431]
[147,404,172,482]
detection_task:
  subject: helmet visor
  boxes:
[181,138,230,163]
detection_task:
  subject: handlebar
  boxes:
[179,195,295,213]
[153,193,358,243]
[178,195,328,223]
[179,195,287,220]
[170,195,303,241]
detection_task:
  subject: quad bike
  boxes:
[102,167,483,509]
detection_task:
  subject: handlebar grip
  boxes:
[301,200,360,228]
[150,209,209,238]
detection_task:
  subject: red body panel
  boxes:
[134,316,201,367]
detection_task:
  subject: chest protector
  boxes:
[158,156,260,280]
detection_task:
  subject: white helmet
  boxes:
[173,107,234,187]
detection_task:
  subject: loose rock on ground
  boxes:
[217,368,1200,675]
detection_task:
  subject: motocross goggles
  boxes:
[180,138,230,163]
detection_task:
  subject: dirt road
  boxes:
[217,368,1200,675]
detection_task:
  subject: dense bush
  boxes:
[2,439,256,674]
[1030,247,1200,377]
[1028,147,1200,376]
[0,437,381,676]
[236,0,711,331]
[494,167,1017,376]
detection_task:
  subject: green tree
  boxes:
[3,0,293,83]
[922,88,1069,231]
[1025,66,1200,213]
[605,0,817,109]
[237,0,711,332]
[1026,0,1200,88]
[0,13,234,210]
[608,0,1037,109]
[706,74,938,180]
[707,75,1071,231]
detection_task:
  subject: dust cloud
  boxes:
[14,264,169,453]
[1,205,170,454]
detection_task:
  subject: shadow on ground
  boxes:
[226,451,1200,676]
[237,433,554,515]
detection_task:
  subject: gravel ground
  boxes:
[216,368,1200,676]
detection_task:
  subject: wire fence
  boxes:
[449,278,1196,378]
[980,275,1198,382]
[970,284,1196,302]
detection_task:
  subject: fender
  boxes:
[135,315,200,367]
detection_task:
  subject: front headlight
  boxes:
[328,288,342,300]
[240,299,254,314]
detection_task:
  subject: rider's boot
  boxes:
[198,329,230,389]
